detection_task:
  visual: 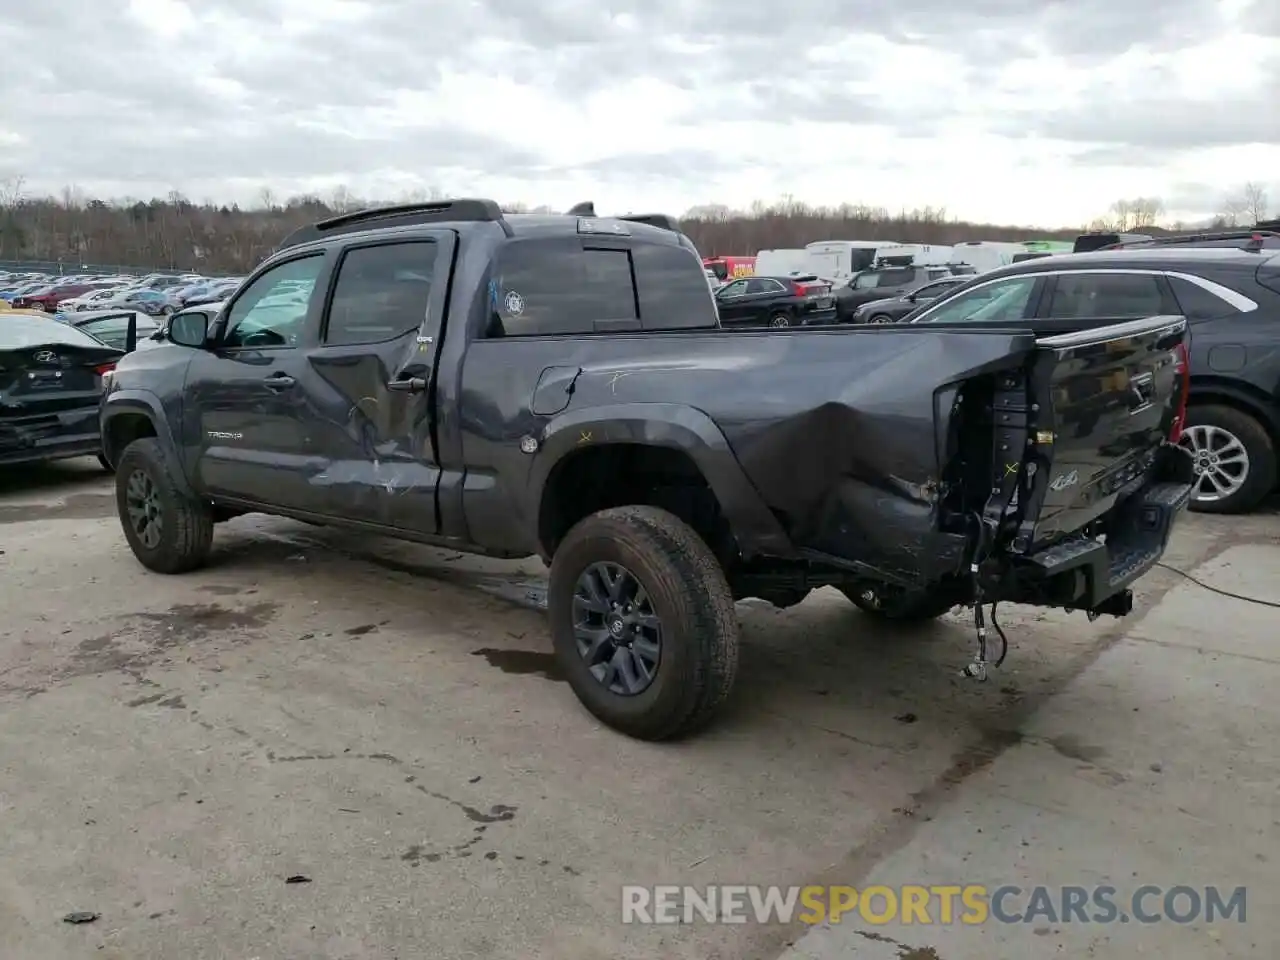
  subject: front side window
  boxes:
[488,240,637,337]
[324,241,437,346]
[913,276,1039,323]
[223,255,324,348]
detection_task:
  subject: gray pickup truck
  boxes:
[99,199,1195,740]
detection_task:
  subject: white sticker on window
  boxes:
[504,291,525,316]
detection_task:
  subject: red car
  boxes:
[11,283,95,312]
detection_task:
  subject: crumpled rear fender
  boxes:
[527,402,794,559]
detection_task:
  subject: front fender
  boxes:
[100,388,191,493]
[528,402,794,559]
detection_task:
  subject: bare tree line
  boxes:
[0,175,1272,273]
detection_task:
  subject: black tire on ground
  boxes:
[115,437,214,574]
[769,312,791,327]
[1181,404,1276,515]
[97,452,113,473]
[548,505,740,741]
[869,314,892,324]
[840,584,958,622]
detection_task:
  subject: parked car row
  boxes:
[0,268,244,318]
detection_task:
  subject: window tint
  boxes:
[631,242,718,330]
[1045,273,1163,319]
[324,241,436,346]
[877,268,916,287]
[224,255,324,348]
[914,279,961,300]
[489,240,637,337]
[1167,275,1244,322]
[914,276,1039,323]
[745,278,773,294]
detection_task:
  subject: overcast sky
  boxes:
[1,0,1277,226]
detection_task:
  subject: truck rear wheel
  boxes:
[115,438,214,574]
[548,505,740,741]
[841,584,957,622]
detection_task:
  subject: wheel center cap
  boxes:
[609,618,626,638]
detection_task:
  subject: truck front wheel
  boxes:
[548,505,740,741]
[115,438,214,574]
[841,584,957,622]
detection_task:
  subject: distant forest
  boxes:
[0,176,1270,274]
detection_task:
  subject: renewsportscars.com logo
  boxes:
[621,884,1247,926]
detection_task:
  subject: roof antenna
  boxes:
[566,201,596,216]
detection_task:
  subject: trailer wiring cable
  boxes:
[1154,561,1280,609]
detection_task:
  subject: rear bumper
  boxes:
[1009,445,1195,615]
[0,407,103,466]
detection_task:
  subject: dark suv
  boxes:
[908,247,1280,513]
[833,264,961,321]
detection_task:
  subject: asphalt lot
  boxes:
[0,458,1276,960]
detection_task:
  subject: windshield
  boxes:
[706,261,728,281]
[0,315,112,349]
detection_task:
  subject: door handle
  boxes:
[263,373,296,389]
[387,376,428,393]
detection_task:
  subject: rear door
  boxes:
[298,233,453,534]
[1032,270,1177,334]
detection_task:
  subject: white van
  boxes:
[873,243,953,267]
[754,248,813,277]
[803,240,899,283]
[948,241,1026,274]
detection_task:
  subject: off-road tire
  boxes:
[1182,404,1276,515]
[115,437,214,574]
[841,584,957,622]
[548,505,740,741]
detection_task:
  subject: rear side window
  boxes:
[631,243,718,330]
[1044,273,1164,319]
[0,316,107,348]
[489,240,638,337]
[1166,275,1246,322]
[877,268,916,287]
[325,241,436,346]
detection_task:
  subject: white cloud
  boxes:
[0,0,1276,225]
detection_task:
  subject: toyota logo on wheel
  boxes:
[33,350,58,363]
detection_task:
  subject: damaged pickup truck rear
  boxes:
[100,199,1196,741]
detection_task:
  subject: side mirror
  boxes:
[168,310,210,348]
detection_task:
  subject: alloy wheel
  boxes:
[571,561,662,695]
[1179,424,1249,502]
[125,468,164,549]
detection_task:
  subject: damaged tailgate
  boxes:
[1003,314,1194,611]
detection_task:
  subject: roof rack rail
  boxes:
[278,198,508,249]
[1098,229,1280,252]
[563,201,680,233]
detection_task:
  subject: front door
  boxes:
[184,252,330,511]
[298,234,452,535]
[713,278,752,324]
